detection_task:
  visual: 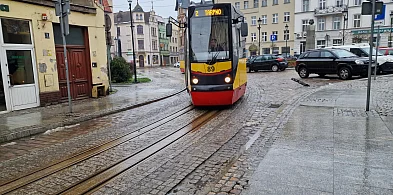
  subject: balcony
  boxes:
[314,5,347,16]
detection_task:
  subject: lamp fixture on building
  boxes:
[257,17,262,55]
[342,8,348,45]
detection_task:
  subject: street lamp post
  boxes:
[325,34,330,47]
[389,13,393,47]
[284,24,288,58]
[342,8,348,45]
[128,0,138,83]
[257,18,262,55]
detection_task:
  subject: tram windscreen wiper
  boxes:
[207,51,221,65]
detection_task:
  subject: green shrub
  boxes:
[111,57,131,83]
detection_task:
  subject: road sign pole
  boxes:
[58,0,72,113]
[366,0,376,112]
[375,25,380,80]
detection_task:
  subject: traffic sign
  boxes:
[270,34,277,42]
[375,4,386,20]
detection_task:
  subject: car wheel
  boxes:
[338,67,352,80]
[318,74,326,77]
[271,64,279,72]
[298,67,309,78]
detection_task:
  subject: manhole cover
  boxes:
[268,104,282,108]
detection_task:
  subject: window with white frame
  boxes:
[317,40,326,48]
[262,0,267,7]
[284,0,290,3]
[235,2,240,9]
[318,18,325,31]
[302,19,309,32]
[333,39,342,46]
[302,0,309,12]
[273,0,278,5]
[262,32,267,41]
[284,12,290,22]
[254,0,259,8]
[333,16,341,30]
[336,0,343,7]
[251,32,257,42]
[272,31,278,41]
[251,16,257,25]
[353,14,361,28]
[319,0,326,9]
[244,1,249,9]
[354,0,361,6]
[262,15,267,24]
[272,13,278,23]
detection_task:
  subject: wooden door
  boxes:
[56,47,89,100]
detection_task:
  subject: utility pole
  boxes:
[55,0,72,113]
[366,0,376,111]
[128,0,138,83]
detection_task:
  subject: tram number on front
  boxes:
[207,66,215,72]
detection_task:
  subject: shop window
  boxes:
[1,18,32,44]
[6,50,34,85]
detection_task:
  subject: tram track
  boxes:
[0,104,215,194]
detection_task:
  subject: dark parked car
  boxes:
[246,54,288,73]
[295,48,375,80]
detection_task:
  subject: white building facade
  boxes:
[294,0,393,54]
[114,3,161,67]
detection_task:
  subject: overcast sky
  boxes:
[113,0,178,18]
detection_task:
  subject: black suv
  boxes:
[246,54,288,72]
[295,48,375,80]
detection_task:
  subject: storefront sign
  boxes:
[352,28,393,35]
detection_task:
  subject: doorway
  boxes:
[53,24,91,100]
[139,55,144,67]
[0,18,40,111]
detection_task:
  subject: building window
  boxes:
[138,40,144,49]
[284,0,290,3]
[333,39,342,46]
[254,0,259,8]
[152,40,158,50]
[354,0,362,6]
[262,15,267,24]
[318,18,325,31]
[336,0,343,7]
[284,12,290,22]
[319,0,326,9]
[137,25,143,35]
[244,1,249,9]
[273,0,278,5]
[175,38,177,43]
[235,2,240,9]
[262,48,270,54]
[302,0,309,12]
[272,31,278,41]
[282,46,290,54]
[244,17,247,23]
[272,47,279,54]
[333,16,341,30]
[251,16,257,25]
[251,33,257,42]
[302,19,309,32]
[354,14,361,28]
[272,13,278,24]
[262,0,267,7]
[284,30,289,40]
[262,32,267,41]
[317,40,326,48]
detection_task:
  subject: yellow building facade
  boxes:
[0,0,109,112]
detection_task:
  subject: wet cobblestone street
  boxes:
[1,67,392,195]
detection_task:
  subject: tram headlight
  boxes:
[224,76,231,83]
[192,78,199,84]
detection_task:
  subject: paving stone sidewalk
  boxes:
[0,67,185,143]
[240,75,393,194]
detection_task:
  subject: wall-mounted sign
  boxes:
[0,4,9,12]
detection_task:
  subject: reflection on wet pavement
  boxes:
[246,86,393,195]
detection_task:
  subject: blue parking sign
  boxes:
[270,34,277,42]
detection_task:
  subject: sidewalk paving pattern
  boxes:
[0,67,185,143]
[245,75,393,194]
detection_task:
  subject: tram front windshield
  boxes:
[189,15,230,63]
